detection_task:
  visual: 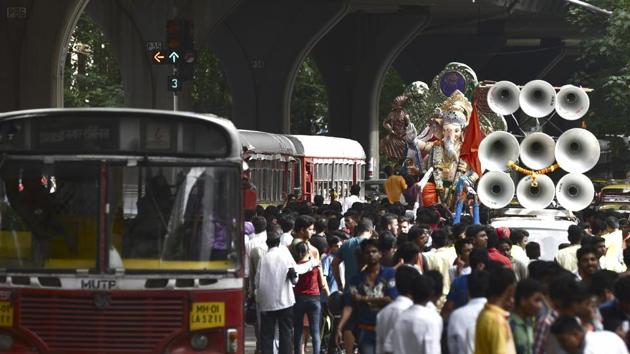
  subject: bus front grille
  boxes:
[19,294,185,353]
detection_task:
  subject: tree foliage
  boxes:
[64,14,124,107]
[568,0,630,135]
[291,57,328,134]
[191,48,232,118]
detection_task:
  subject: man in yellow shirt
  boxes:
[475,267,517,354]
[383,166,407,204]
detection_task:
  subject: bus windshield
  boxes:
[0,160,100,270]
[114,164,240,272]
[0,159,241,272]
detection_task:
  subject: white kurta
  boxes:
[446,297,487,354]
[244,231,267,277]
[389,304,443,354]
[377,295,413,354]
[584,331,629,354]
[279,232,293,247]
[255,246,297,312]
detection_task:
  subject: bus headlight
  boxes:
[0,333,13,351]
[226,328,238,354]
[189,334,208,351]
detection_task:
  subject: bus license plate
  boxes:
[0,301,13,327]
[190,302,225,330]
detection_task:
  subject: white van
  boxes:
[490,208,578,261]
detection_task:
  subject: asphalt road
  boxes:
[245,324,256,354]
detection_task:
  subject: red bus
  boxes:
[287,135,366,203]
[0,109,244,354]
[238,130,366,206]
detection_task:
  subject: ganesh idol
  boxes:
[415,90,478,206]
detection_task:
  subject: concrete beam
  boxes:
[394,33,507,84]
[313,8,432,173]
[208,0,349,132]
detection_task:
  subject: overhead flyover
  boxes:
[0,0,577,172]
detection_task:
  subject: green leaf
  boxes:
[64,14,123,108]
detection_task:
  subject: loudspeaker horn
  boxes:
[487,81,521,116]
[556,85,590,121]
[556,173,595,211]
[519,80,556,118]
[516,175,555,210]
[478,171,516,209]
[520,132,556,170]
[555,128,600,173]
[479,131,520,172]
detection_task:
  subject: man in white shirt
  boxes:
[376,266,418,354]
[255,231,297,354]
[449,238,473,281]
[425,229,457,301]
[556,225,585,273]
[249,241,269,354]
[551,315,629,354]
[389,273,443,354]
[447,270,489,354]
[245,216,268,278]
[342,184,363,213]
[601,217,625,272]
[278,214,295,247]
[509,228,530,265]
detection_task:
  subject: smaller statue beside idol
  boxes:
[380,96,411,161]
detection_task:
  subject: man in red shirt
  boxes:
[465,225,511,268]
[466,225,488,249]
[486,227,512,268]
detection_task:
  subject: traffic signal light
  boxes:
[166,19,195,81]
[166,19,193,51]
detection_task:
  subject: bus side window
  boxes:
[294,159,302,196]
[305,162,312,194]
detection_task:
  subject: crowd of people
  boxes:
[245,182,630,354]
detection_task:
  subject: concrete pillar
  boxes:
[0,0,88,111]
[207,0,349,132]
[85,0,155,109]
[312,8,431,175]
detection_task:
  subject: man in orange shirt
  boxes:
[384,166,407,204]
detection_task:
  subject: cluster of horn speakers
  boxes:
[487,80,590,120]
[477,81,598,212]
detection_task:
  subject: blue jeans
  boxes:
[357,329,376,354]
[294,295,322,354]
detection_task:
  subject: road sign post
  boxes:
[163,18,195,110]
[167,75,182,92]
